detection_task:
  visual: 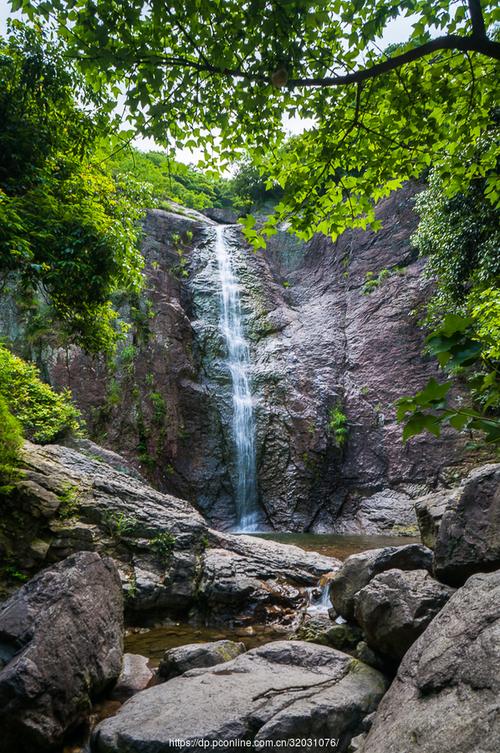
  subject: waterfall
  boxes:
[214,225,260,532]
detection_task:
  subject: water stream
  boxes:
[214,224,260,532]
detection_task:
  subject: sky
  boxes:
[0,0,415,163]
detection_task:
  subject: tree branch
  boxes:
[468,0,487,38]
[73,33,500,90]
[287,34,500,88]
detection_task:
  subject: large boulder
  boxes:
[2,442,338,623]
[354,569,455,662]
[415,488,456,549]
[359,570,500,753]
[0,552,123,753]
[433,464,500,585]
[329,544,433,620]
[159,640,245,680]
[93,641,388,752]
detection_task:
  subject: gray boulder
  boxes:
[93,641,388,752]
[111,653,154,700]
[330,544,433,619]
[3,442,338,623]
[415,487,456,549]
[433,464,500,585]
[159,640,245,680]
[354,568,455,662]
[359,569,500,753]
[0,552,123,752]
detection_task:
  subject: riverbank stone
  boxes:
[329,544,433,620]
[433,463,500,585]
[0,552,123,753]
[359,570,500,753]
[158,640,246,680]
[93,641,388,752]
[354,568,455,662]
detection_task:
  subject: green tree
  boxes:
[14,0,499,243]
[106,148,232,210]
[0,23,151,352]
[396,162,500,445]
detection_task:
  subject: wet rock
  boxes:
[159,640,245,680]
[3,442,338,624]
[0,552,123,753]
[93,641,388,752]
[111,654,154,701]
[433,464,500,586]
[294,613,362,651]
[329,544,433,620]
[354,569,455,662]
[359,570,500,753]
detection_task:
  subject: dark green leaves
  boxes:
[10,0,500,242]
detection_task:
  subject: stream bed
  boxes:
[125,533,419,664]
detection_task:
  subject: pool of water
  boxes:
[253,532,420,560]
[124,533,420,664]
[125,623,289,666]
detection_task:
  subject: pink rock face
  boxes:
[29,185,476,531]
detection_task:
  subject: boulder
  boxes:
[93,641,388,752]
[354,568,455,662]
[159,640,245,680]
[2,442,338,624]
[293,612,362,651]
[433,464,500,585]
[329,544,433,619]
[415,487,456,549]
[359,570,500,753]
[0,552,123,753]
[111,653,155,701]
[199,534,337,624]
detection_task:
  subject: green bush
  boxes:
[328,405,348,448]
[0,344,80,443]
[150,532,176,563]
[0,393,23,489]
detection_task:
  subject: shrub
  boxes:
[0,345,81,443]
[328,405,348,448]
[0,393,23,490]
[102,510,138,540]
[150,532,176,563]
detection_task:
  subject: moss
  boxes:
[0,344,81,444]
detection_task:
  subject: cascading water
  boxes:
[214,224,260,532]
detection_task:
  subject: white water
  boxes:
[306,582,332,614]
[214,225,260,532]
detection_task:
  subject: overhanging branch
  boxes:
[287,34,500,88]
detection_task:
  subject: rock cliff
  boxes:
[0,187,478,531]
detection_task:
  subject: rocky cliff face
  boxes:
[0,188,478,532]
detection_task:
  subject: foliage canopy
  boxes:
[14,0,500,242]
[397,165,500,445]
[0,23,151,352]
